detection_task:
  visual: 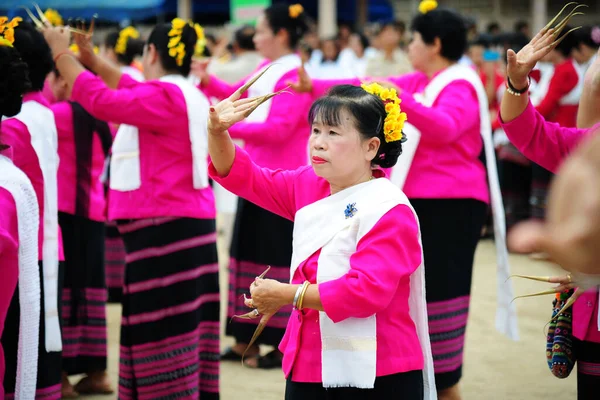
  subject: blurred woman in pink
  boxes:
[193,3,313,368]
[46,61,114,395]
[42,18,220,399]
[1,20,64,400]
[0,26,41,400]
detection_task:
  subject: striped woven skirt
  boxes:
[574,338,600,399]
[227,198,293,346]
[2,260,64,400]
[105,221,127,303]
[410,199,487,391]
[59,212,108,375]
[117,217,220,400]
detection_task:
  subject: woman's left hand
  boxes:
[248,278,289,316]
[41,24,71,58]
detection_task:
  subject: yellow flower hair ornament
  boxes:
[289,4,304,19]
[419,0,438,14]
[115,26,140,55]
[193,23,206,57]
[168,18,187,66]
[0,16,23,47]
[44,8,63,26]
[361,82,407,144]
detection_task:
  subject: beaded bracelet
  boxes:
[506,76,530,97]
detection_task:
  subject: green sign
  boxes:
[230,0,272,26]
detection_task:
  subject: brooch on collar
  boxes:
[344,203,358,219]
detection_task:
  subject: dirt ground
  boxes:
[79,235,577,400]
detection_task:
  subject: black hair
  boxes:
[514,20,529,33]
[486,22,501,34]
[573,25,600,50]
[471,34,492,49]
[105,30,145,65]
[147,23,198,77]
[379,21,406,35]
[555,25,577,58]
[353,32,370,51]
[410,8,468,62]
[264,3,309,49]
[234,25,256,51]
[0,45,32,118]
[308,85,403,169]
[13,21,53,91]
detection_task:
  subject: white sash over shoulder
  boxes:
[0,154,41,400]
[110,74,210,192]
[390,64,519,341]
[291,178,436,399]
[11,100,63,351]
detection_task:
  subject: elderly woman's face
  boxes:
[309,109,378,183]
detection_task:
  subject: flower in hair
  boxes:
[115,26,140,55]
[361,82,407,143]
[44,9,63,26]
[289,4,304,19]
[168,18,187,66]
[193,23,206,57]
[0,17,22,47]
[418,0,438,14]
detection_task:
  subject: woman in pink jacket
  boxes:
[207,82,435,399]
[500,24,600,399]
[0,29,42,400]
[43,19,220,399]
[290,6,511,399]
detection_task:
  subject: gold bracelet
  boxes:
[297,281,311,311]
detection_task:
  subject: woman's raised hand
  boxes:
[208,92,260,135]
[507,2,585,88]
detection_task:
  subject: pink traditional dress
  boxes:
[500,101,600,398]
[1,91,64,400]
[0,146,41,400]
[307,64,517,390]
[209,146,436,399]
[52,100,113,376]
[200,53,313,362]
[69,70,220,400]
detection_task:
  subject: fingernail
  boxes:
[209,107,215,113]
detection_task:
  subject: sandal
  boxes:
[244,350,282,370]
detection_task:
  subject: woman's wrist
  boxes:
[280,283,300,306]
[507,75,529,91]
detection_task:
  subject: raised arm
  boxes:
[500,101,594,173]
[206,93,302,220]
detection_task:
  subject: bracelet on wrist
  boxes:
[506,76,530,96]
